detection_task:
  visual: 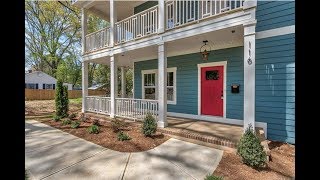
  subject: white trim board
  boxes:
[197,61,227,118]
[256,25,295,39]
[132,62,135,98]
[141,67,177,105]
[167,112,268,138]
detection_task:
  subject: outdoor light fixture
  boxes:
[200,40,211,61]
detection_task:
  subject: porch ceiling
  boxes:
[75,1,147,21]
[86,25,244,67]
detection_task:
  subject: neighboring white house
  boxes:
[25,71,73,90]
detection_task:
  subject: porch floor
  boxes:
[166,117,245,143]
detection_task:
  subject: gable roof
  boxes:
[25,71,57,84]
[88,83,106,90]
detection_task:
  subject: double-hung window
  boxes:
[142,67,177,104]
[143,72,156,100]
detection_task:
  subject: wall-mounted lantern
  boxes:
[200,40,211,61]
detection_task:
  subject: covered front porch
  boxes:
[81,18,261,141]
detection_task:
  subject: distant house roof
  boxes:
[88,83,105,90]
[25,71,57,84]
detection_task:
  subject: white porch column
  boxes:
[82,61,88,113]
[158,0,165,33]
[110,55,118,118]
[243,21,257,131]
[81,8,87,55]
[157,42,168,127]
[121,67,126,98]
[110,0,117,47]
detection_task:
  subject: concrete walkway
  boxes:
[25,120,223,180]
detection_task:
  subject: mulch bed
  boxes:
[41,118,170,152]
[213,141,295,179]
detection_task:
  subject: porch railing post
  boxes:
[110,0,117,47]
[243,20,256,131]
[110,55,118,118]
[157,42,168,127]
[82,61,88,113]
[158,0,165,33]
[81,8,87,54]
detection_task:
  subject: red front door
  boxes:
[201,66,224,116]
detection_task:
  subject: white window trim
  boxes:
[197,61,227,118]
[141,67,177,105]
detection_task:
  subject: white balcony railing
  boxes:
[85,96,111,115]
[83,0,244,53]
[116,98,158,120]
[115,5,158,44]
[85,27,110,53]
[165,0,244,30]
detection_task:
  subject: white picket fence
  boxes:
[85,96,158,120]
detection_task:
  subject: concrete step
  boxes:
[157,128,238,151]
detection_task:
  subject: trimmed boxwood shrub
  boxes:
[237,124,267,168]
[142,113,157,136]
[53,115,61,121]
[61,119,72,125]
[71,121,80,129]
[117,131,131,141]
[87,125,99,134]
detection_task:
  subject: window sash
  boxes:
[142,68,176,103]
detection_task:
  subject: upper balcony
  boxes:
[74,0,246,55]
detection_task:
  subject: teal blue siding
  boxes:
[256,1,295,32]
[134,47,244,119]
[134,1,158,14]
[256,33,295,144]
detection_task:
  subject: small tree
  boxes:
[62,85,69,116]
[142,113,157,136]
[55,79,69,118]
[237,124,267,168]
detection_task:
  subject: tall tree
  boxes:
[25,1,81,78]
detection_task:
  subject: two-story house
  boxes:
[73,0,295,144]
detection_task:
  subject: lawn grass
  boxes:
[69,98,82,105]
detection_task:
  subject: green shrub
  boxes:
[62,119,72,125]
[237,124,267,168]
[71,121,80,129]
[68,113,77,120]
[142,113,157,136]
[111,118,127,132]
[55,79,69,118]
[117,131,131,141]
[53,115,61,121]
[87,125,99,134]
[204,174,223,180]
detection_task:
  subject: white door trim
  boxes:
[197,61,227,118]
